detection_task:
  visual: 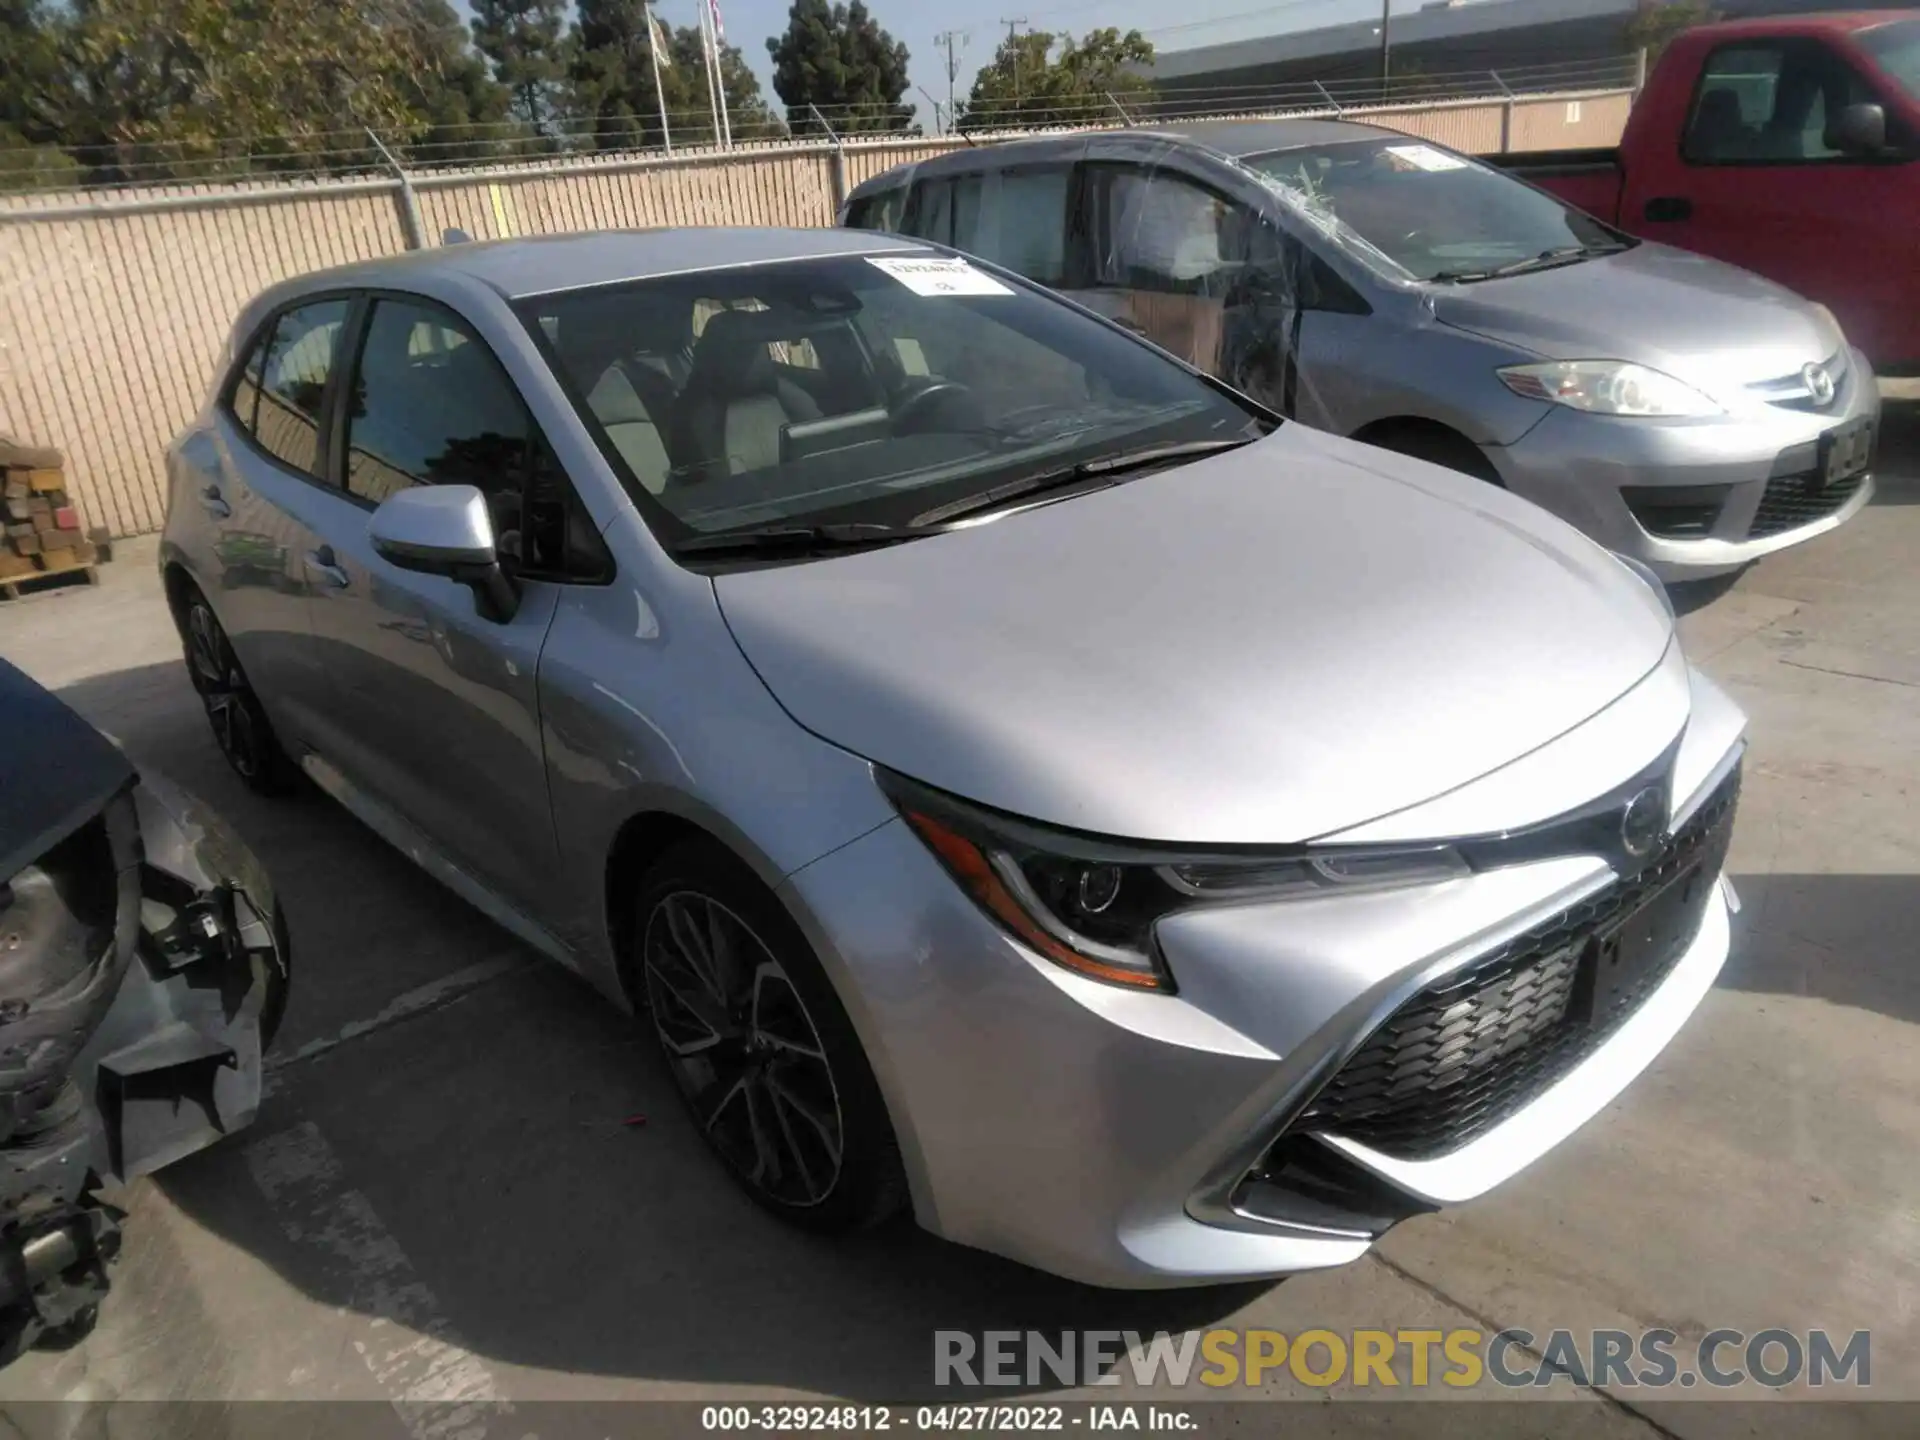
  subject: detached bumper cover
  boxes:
[0,663,285,1361]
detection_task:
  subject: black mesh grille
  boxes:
[1749,470,1867,539]
[1288,767,1741,1161]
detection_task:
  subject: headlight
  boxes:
[1615,553,1675,622]
[881,772,1468,992]
[1497,361,1721,417]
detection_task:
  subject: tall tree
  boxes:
[1,0,59,138]
[471,0,568,135]
[396,0,518,164]
[959,26,1153,132]
[45,0,439,183]
[570,0,663,150]
[0,0,76,187]
[766,0,913,136]
[572,2,781,151]
[1624,0,1718,66]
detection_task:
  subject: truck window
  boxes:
[1684,41,1879,164]
[1858,18,1920,103]
[846,186,906,233]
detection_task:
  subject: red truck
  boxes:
[1494,12,1920,372]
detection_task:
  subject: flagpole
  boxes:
[709,0,734,148]
[644,1,672,155]
[696,0,722,146]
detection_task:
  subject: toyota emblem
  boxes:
[1802,361,1836,408]
[1620,787,1666,859]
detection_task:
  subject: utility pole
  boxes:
[934,28,968,134]
[1378,0,1391,97]
[1000,16,1027,110]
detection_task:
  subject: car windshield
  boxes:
[1244,137,1627,283]
[1859,18,1920,100]
[517,253,1267,545]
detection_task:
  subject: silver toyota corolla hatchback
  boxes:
[161,228,1746,1288]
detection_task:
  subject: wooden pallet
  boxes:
[0,556,99,601]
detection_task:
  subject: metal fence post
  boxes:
[1312,80,1343,116]
[811,105,848,219]
[1491,71,1515,153]
[366,129,425,250]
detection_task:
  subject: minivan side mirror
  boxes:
[368,485,518,622]
[1826,102,1888,156]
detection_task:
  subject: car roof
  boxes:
[846,117,1396,197]
[1130,118,1399,156]
[269,226,936,302]
[1678,10,1916,40]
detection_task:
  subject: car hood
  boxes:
[0,658,136,881]
[1430,241,1846,394]
[713,426,1674,846]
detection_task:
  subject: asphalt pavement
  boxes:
[0,397,1915,1439]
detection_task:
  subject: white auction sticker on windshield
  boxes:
[867,256,1014,296]
[1383,143,1469,172]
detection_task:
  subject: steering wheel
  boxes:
[890,380,977,434]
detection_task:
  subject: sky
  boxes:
[457,0,1404,130]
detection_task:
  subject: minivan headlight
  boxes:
[880,772,1468,992]
[1498,361,1721,417]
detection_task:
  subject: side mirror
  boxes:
[1826,102,1887,156]
[368,485,518,622]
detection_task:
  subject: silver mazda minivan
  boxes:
[842,119,1877,581]
[161,228,1746,1288]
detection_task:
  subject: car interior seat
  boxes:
[671,308,823,479]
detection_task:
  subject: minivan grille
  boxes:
[1287,767,1740,1161]
[1749,470,1868,539]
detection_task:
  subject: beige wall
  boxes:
[0,89,1631,538]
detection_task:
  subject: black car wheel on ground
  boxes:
[180,589,299,795]
[631,837,907,1232]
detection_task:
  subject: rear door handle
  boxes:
[199,484,231,519]
[1643,195,1693,223]
[304,546,350,589]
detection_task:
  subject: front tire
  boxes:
[179,589,298,796]
[631,839,906,1233]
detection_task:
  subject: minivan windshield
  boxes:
[1245,138,1628,283]
[519,253,1266,547]
[1859,18,1920,101]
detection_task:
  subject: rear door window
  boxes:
[243,299,349,479]
[908,173,986,251]
[972,166,1074,286]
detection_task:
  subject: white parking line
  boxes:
[245,1123,531,1440]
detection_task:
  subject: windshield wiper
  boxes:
[910,437,1256,528]
[1429,242,1628,284]
[673,521,918,558]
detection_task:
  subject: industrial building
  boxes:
[1145,0,1915,98]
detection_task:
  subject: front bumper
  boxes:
[782,670,1745,1289]
[1487,349,1879,581]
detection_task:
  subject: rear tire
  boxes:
[179,588,299,796]
[629,838,907,1233]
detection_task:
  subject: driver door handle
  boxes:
[199,484,231,519]
[1643,195,1692,223]
[304,546,350,589]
